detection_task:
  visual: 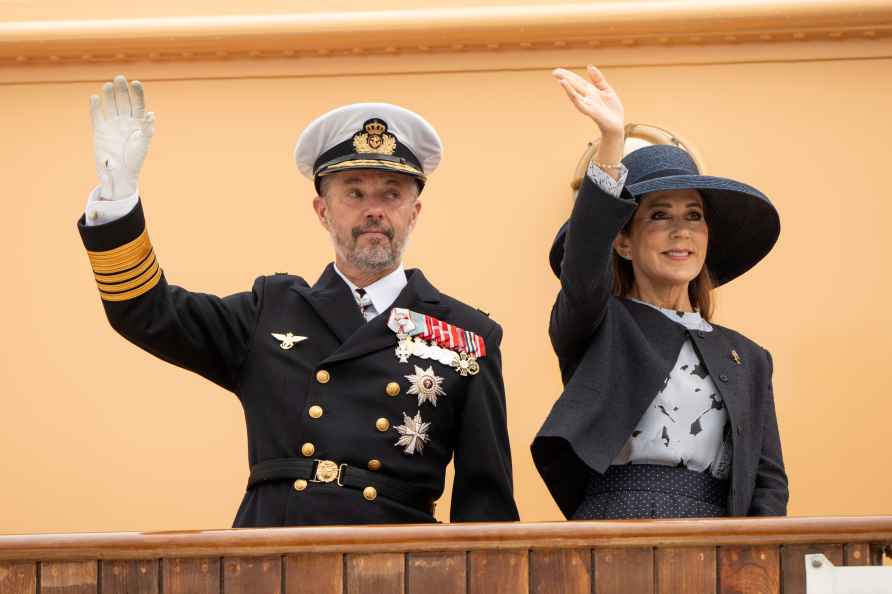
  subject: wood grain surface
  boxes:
[719,546,779,594]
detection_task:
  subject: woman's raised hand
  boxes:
[554,65,625,174]
[554,65,624,138]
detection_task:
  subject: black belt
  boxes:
[248,458,436,516]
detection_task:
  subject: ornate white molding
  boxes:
[0,0,891,65]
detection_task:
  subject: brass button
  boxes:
[309,405,324,419]
[385,382,401,397]
[368,459,382,471]
[293,479,308,491]
[301,442,315,457]
[316,369,330,384]
[375,418,390,432]
[363,486,378,501]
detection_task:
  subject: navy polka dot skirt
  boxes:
[572,464,729,520]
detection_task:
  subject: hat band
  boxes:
[318,158,425,178]
[632,167,698,184]
[315,153,424,177]
[314,137,423,176]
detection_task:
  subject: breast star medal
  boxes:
[405,365,447,407]
[394,411,431,455]
[271,332,307,350]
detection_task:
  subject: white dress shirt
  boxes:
[333,263,407,320]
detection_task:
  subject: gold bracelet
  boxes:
[592,160,623,170]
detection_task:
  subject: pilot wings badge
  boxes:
[271,332,307,350]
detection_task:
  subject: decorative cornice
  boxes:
[1,0,891,65]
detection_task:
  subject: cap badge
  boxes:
[353,118,397,155]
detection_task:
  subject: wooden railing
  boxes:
[1,516,890,593]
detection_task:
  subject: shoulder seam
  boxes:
[234,275,267,393]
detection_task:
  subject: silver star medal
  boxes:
[271,332,307,350]
[394,411,431,455]
[405,365,446,407]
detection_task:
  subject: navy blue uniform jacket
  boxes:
[78,200,519,527]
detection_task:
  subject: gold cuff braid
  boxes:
[86,229,162,301]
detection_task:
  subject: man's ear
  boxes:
[312,195,330,230]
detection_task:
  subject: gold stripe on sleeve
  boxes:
[87,229,153,274]
[99,267,162,302]
[94,252,157,284]
[96,259,160,293]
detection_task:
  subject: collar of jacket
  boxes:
[291,263,448,365]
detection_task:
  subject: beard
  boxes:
[330,219,408,272]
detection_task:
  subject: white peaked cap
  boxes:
[294,102,443,187]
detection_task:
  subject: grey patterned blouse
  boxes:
[611,300,732,479]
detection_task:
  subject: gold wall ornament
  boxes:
[569,123,706,191]
[353,119,397,155]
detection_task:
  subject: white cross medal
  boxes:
[394,411,431,455]
[388,309,418,363]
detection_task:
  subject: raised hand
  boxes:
[90,74,155,200]
[554,65,625,175]
[553,65,624,138]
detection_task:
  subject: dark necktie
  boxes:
[355,288,376,321]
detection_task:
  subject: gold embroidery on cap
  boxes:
[353,119,397,155]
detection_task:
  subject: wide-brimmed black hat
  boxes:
[549,144,780,286]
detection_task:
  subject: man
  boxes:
[78,75,519,526]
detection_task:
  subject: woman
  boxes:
[531,65,788,519]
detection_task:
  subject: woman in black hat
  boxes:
[532,65,788,519]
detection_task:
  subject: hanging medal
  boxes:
[452,351,480,377]
[387,308,488,376]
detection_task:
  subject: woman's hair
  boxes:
[610,208,715,321]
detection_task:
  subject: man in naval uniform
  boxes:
[78,75,519,526]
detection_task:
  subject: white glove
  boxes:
[90,74,155,200]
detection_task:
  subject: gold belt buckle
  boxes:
[312,460,347,486]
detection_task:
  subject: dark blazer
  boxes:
[78,200,519,527]
[531,175,788,519]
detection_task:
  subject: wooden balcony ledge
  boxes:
[0,516,890,593]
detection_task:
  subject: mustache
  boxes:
[352,223,394,240]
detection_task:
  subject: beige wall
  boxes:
[1,2,891,533]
